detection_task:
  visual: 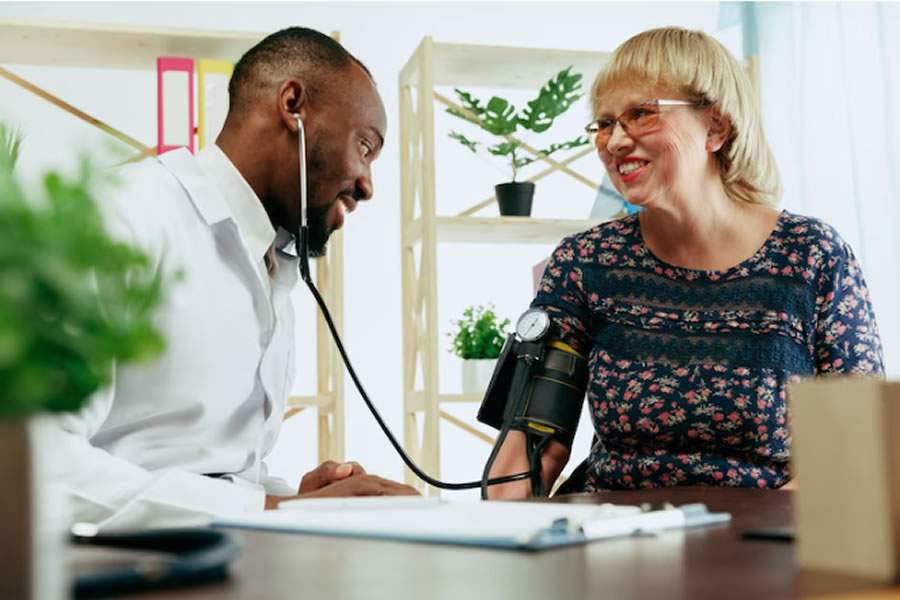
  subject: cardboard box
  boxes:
[790,377,900,581]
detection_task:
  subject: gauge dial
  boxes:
[515,308,551,342]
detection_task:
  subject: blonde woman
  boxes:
[489,27,883,498]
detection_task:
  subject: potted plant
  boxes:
[447,66,590,217]
[449,305,510,395]
[0,124,168,599]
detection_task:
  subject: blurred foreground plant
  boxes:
[0,123,167,417]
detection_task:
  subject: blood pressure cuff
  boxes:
[478,338,588,448]
[511,342,588,448]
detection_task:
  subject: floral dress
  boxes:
[534,211,884,491]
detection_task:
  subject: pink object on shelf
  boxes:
[157,57,195,155]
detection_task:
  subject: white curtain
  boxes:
[750,2,900,375]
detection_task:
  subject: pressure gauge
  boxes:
[515,308,551,342]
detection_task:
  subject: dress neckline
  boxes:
[631,209,788,278]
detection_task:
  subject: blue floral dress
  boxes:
[534,211,884,491]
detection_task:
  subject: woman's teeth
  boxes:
[618,161,648,175]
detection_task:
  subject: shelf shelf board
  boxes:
[0,19,264,69]
[403,216,598,246]
[401,40,610,89]
[288,394,334,409]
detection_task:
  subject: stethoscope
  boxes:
[291,113,530,491]
[69,115,533,598]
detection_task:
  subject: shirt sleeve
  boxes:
[50,376,266,532]
[813,238,884,375]
[251,463,298,497]
[531,235,593,356]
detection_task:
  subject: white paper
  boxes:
[278,496,443,511]
[218,500,643,544]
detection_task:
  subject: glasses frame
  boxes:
[585,98,706,149]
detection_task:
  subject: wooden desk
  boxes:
[77,488,892,599]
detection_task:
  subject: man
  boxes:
[52,27,416,531]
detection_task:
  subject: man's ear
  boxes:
[277,78,308,133]
[706,107,733,154]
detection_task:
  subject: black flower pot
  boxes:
[495,182,535,217]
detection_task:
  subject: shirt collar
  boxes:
[196,144,276,263]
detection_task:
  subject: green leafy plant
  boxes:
[2,124,21,166]
[0,123,167,418]
[448,305,510,360]
[447,66,590,182]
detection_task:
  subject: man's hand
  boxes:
[264,461,419,509]
[298,460,366,494]
[299,474,419,499]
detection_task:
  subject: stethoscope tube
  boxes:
[292,114,530,491]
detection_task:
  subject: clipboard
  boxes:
[213,498,731,551]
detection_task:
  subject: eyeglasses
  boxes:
[585,99,706,149]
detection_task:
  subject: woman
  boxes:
[489,27,884,497]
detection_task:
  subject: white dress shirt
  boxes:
[50,145,299,530]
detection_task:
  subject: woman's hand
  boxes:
[486,431,571,500]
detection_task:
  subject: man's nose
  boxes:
[356,170,374,201]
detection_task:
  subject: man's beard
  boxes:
[306,200,331,258]
[304,144,332,258]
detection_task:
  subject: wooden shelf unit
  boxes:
[0,19,346,462]
[398,37,610,493]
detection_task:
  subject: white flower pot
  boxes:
[0,417,68,600]
[461,359,497,395]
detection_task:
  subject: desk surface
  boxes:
[81,488,891,599]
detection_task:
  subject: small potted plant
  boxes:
[447,66,589,217]
[0,124,168,599]
[449,305,510,395]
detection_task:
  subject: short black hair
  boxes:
[227,27,371,115]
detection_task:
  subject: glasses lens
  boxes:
[622,104,660,135]
[587,120,613,148]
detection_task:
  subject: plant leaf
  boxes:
[482,97,518,136]
[447,89,486,125]
[488,141,519,157]
[518,66,584,133]
[0,123,22,174]
[448,131,479,153]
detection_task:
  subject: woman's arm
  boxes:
[486,431,571,499]
[487,235,591,499]
[813,231,884,375]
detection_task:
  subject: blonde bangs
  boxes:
[591,28,782,206]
